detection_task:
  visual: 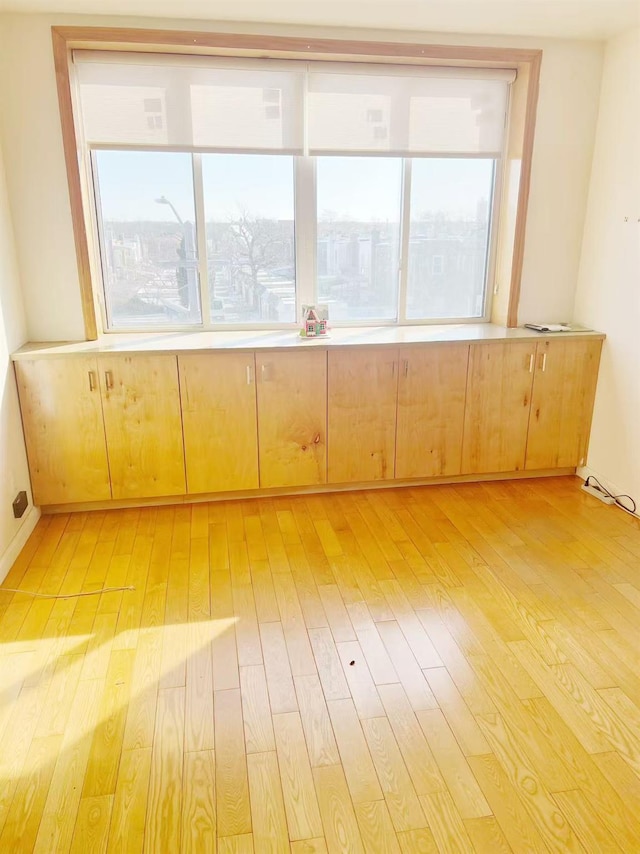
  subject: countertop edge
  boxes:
[11,324,606,360]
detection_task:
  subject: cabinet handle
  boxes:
[403,359,409,378]
[540,353,547,372]
[105,370,114,390]
[528,353,534,373]
[391,361,396,378]
[88,370,96,391]
[261,364,271,382]
[246,365,253,385]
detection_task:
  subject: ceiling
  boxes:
[0,0,637,40]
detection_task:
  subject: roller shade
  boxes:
[73,51,514,156]
[307,66,514,156]
[74,52,305,152]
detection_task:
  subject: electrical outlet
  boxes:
[12,491,28,519]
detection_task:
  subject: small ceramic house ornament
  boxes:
[301,304,329,338]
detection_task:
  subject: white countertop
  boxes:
[12,323,604,360]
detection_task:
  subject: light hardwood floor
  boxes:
[1,476,639,852]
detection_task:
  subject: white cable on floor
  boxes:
[0,585,135,599]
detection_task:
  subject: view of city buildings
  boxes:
[101,204,490,327]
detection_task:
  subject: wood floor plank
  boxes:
[181,750,216,854]
[308,627,350,702]
[107,747,152,854]
[354,800,399,853]
[240,664,276,754]
[70,794,113,854]
[214,688,252,838]
[326,698,383,804]
[294,674,341,767]
[313,764,365,854]
[247,751,289,853]
[273,712,323,841]
[415,709,491,820]
[260,621,298,714]
[419,790,475,854]
[144,686,185,854]
[553,789,623,853]
[361,716,427,832]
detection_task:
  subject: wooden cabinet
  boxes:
[256,350,327,488]
[462,341,535,474]
[179,352,259,493]
[328,348,398,483]
[525,339,602,469]
[98,354,186,499]
[396,344,469,479]
[15,357,111,505]
[14,334,604,507]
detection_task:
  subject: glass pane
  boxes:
[202,154,296,323]
[407,158,494,319]
[94,150,201,329]
[317,157,402,321]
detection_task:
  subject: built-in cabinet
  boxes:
[461,341,535,474]
[396,344,469,479]
[525,338,601,470]
[15,336,602,507]
[328,349,398,483]
[179,352,259,493]
[256,350,327,488]
[98,354,186,499]
[15,356,110,505]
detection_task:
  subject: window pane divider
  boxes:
[294,155,317,319]
[397,158,412,323]
[192,153,212,329]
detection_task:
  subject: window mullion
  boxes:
[398,158,412,323]
[192,152,211,329]
[294,155,317,319]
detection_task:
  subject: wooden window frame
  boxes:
[52,25,542,341]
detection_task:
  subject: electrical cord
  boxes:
[0,585,135,599]
[584,476,638,517]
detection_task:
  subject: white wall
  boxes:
[0,12,603,341]
[574,29,640,507]
[0,109,40,580]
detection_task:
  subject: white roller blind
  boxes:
[73,52,514,157]
[307,65,514,156]
[74,51,305,152]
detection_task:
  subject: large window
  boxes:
[79,52,513,331]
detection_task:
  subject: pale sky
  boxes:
[95,150,493,223]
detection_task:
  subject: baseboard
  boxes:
[0,504,41,583]
[40,468,576,514]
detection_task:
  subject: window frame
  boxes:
[52,26,542,340]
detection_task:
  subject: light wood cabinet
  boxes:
[525,339,601,470]
[396,344,469,479]
[256,350,327,488]
[14,334,604,507]
[179,352,259,493]
[15,357,111,505]
[98,354,186,499]
[328,348,399,483]
[462,341,535,474]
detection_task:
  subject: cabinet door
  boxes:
[525,339,602,470]
[328,348,398,483]
[256,350,327,488]
[99,354,186,499]
[15,357,110,505]
[396,344,469,479]
[462,341,535,474]
[179,352,259,493]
